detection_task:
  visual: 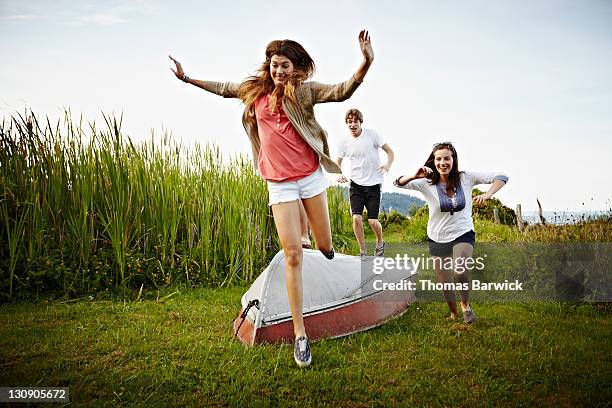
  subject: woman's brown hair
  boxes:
[239,39,315,115]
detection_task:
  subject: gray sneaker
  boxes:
[359,252,367,261]
[463,308,477,324]
[294,336,312,367]
[375,241,386,257]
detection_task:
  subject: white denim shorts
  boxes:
[267,167,329,206]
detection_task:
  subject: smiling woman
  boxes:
[169,30,374,368]
[270,55,295,83]
[394,142,508,324]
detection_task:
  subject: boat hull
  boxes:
[233,285,415,346]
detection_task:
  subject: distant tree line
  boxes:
[338,188,426,217]
[381,192,426,216]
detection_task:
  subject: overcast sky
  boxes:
[2,0,611,212]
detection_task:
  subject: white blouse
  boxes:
[396,171,508,243]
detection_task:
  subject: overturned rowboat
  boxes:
[233,249,417,346]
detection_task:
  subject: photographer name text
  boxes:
[373,279,524,291]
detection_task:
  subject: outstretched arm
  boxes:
[394,166,432,187]
[473,179,507,206]
[354,30,374,83]
[309,30,374,103]
[169,55,239,98]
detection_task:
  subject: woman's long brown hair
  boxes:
[238,39,315,115]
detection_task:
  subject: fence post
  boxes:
[493,207,500,224]
[516,204,523,231]
[537,198,547,225]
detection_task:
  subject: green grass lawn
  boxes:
[1,287,610,407]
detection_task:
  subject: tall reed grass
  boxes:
[0,112,352,300]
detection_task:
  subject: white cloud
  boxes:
[0,1,141,25]
[77,14,128,26]
[0,14,42,21]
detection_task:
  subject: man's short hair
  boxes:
[345,109,363,123]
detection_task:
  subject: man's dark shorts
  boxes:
[427,230,476,257]
[349,180,381,219]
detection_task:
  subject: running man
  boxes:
[337,109,394,258]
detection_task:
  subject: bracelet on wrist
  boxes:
[182,74,189,82]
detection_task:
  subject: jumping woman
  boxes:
[170,30,374,366]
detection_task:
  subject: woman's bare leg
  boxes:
[433,256,458,319]
[302,191,332,254]
[298,200,310,247]
[271,200,306,338]
[453,243,474,312]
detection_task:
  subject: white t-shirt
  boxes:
[337,128,386,186]
[397,171,509,242]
